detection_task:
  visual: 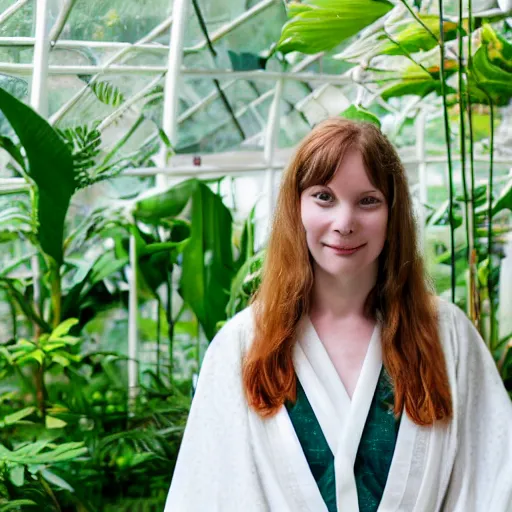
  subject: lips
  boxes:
[324,243,366,255]
[325,243,365,251]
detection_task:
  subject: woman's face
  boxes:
[300,148,388,282]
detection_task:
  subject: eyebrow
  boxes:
[311,186,381,195]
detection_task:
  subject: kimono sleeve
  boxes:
[443,305,512,512]
[163,309,266,512]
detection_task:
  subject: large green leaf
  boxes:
[335,16,458,62]
[493,179,512,216]
[468,24,512,105]
[276,0,394,54]
[179,183,235,341]
[133,179,197,225]
[340,105,381,127]
[375,57,457,99]
[134,179,236,340]
[0,87,75,264]
[480,23,512,73]
[0,441,87,465]
[130,224,189,299]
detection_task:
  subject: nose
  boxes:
[332,203,355,236]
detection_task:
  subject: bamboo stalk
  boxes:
[466,0,479,327]
[457,0,469,261]
[486,95,496,348]
[438,0,457,303]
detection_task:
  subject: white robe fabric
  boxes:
[164,299,512,512]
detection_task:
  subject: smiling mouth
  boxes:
[325,243,365,251]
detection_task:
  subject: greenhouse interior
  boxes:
[0,0,510,509]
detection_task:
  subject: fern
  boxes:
[91,81,125,107]
[57,123,102,189]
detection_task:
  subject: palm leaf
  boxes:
[91,81,125,107]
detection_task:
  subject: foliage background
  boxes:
[0,0,509,510]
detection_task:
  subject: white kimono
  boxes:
[164,299,512,511]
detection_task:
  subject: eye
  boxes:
[312,191,333,203]
[360,196,381,207]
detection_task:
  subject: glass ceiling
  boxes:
[0,0,510,186]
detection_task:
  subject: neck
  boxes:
[310,263,377,320]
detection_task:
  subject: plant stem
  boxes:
[457,0,469,262]
[486,94,495,349]
[35,362,46,418]
[384,33,434,76]
[438,0,457,303]
[165,264,174,382]
[50,260,62,329]
[398,0,439,43]
[38,472,62,512]
[156,297,161,379]
[8,295,17,340]
[466,0,479,326]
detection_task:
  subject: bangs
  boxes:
[291,118,399,205]
[298,129,358,192]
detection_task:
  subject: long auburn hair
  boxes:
[242,117,452,426]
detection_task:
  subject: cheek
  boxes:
[301,203,323,235]
[365,211,388,240]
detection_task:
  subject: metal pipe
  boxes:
[1,62,356,84]
[29,0,51,328]
[31,0,50,117]
[159,0,188,177]
[264,78,283,224]
[0,0,30,27]
[0,37,170,51]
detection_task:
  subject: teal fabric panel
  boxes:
[286,368,400,512]
[286,378,337,511]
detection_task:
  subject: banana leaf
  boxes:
[0,87,75,264]
[335,16,458,62]
[276,0,394,54]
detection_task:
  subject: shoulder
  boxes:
[434,296,493,372]
[206,306,256,362]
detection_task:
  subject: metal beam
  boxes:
[263,78,283,227]
[1,63,355,85]
[0,0,30,27]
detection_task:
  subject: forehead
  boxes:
[329,149,374,189]
[305,148,377,192]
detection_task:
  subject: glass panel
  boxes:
[177,78,273,154]
[183,0,286,53]
[0,0,35,38]
[63,0,171,43]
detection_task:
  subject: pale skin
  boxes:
[300,149,389,398]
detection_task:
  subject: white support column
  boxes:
[128,232,138,409]
[31,0,51,116]
[30,0,51,327]
[157,0,189,188]
[264,78,283,236]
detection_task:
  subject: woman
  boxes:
[164,118,512,512]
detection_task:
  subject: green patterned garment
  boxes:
[285,368,400,512]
